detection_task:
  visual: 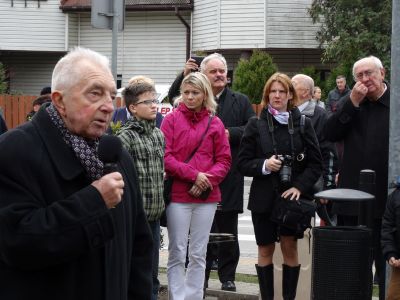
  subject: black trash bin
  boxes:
[311,226,372,300]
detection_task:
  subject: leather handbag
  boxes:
[270,196,316,235]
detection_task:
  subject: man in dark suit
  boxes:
[168,53,255,292]
[292,74,338,192]
[324,56,389,300]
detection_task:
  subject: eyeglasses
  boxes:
[135,99,159,106]
[354,70,376,81]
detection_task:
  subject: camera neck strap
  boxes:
[266,111,295,159]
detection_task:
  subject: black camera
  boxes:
[277,155,293,184]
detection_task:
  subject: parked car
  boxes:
[116,84,173,117]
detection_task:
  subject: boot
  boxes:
[282,264,300,300]
[255,264,274,300]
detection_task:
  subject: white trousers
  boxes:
[166,202,217,300]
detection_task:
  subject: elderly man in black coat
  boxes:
[0,47,153,300]
[292,74,338,192]
[324,55,389,300]
[168,53,255,292]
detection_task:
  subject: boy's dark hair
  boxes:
[122,82,155,108]
[40,86,51,95]
[33,95,51,107]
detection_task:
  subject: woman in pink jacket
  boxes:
[161,72,231,300]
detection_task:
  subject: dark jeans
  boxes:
[148,220,160,300]
[337,215,386,300]
[206,211,240,283]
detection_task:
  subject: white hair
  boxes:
[292,74,314,98]
[352,56,384,77]
[200,53,227,73]
[52,47,111,91]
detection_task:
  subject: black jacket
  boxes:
[0,105,153,300]
[0,114,6,135]
[237,108,322,213]
[301,100,338,189]
[381,188,400,261]
[324,84,390,218]
[326,86,351,115]
[168,73,255,212]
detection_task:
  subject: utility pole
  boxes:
[91,0,125,81]
[386,0,400,295]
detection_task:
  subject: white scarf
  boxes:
[268,104,289,124]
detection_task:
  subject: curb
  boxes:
[158,285,259,300]
[205,287,259,300]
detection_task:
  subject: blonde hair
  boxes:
[262,73,298,111]
[180,72,217,114]
[128,75,155,86]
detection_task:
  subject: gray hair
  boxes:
[179,72,217,114]
[52,47,111,91]
[352,55,384,78]
[200,53,227,73]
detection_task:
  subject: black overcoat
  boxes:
[0,106,153,300]
[237,108,322,213]
[324,86,390,218]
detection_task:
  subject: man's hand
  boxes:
[91,172,125,209]
[265,155,282,172]
[183,58,200,76]
[389,257,400,268]
[350,81,368,107]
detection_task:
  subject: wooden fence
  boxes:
[0,95,37,129]
[0,94,262,130]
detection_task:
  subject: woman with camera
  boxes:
[237,73,322,300]
[161,72,231,300]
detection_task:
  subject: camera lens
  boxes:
[280,165,291,183]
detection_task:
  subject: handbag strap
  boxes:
[184,115,213,163]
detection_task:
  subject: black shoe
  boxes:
[221,280,236,292]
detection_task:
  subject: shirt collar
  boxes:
[297,101,310,112]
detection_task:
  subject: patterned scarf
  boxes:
[46,104,104,180]
[268,104,289,124]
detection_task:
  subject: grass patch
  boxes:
[159,267,259,284]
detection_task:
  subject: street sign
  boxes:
[91,0,125,32]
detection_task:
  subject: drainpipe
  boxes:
[175,7,190,60]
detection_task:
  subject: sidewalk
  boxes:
[158,249,259,300]
[158,244,380,300]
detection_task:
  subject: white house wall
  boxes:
[192,0,320,51]
[192,0,220,50]
[3,52,63,94]
[76,12,190,87]
[265,0,320,48]
[219,0,265,49]
[0,0,67,51]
